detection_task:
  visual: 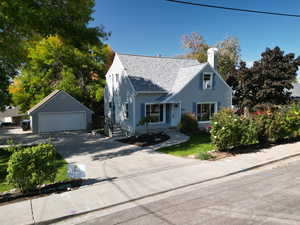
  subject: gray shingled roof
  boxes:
[28,90,93,114]
[27,90,61,114]
[291,83,300,97]
[170,64,208,94]
[118,54,200,92]
[0,107,25,118]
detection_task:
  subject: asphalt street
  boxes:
[78,159,300,225]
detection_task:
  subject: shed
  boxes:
[28,90,93,133]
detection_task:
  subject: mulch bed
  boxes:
[119,132,170,147]
[0,179,82,206]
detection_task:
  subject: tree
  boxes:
[0,63,13,111]
[216,36,241,81]
[9,36,110,114]
[181,33,241,82]
[181,32,209,63]
[0,0,108,110]
[234,47,300,110]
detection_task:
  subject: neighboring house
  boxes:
[291,83,300,102]
[104,48,232,135]
[28,90,93,133]
[0,107,26,125]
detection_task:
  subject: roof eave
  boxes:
[136,91,168,94]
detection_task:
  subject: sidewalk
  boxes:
[2,139,300,225]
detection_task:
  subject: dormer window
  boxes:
[203,73,212,89]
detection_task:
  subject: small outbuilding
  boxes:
[291,83,300,102]
[28,90,93,133]
[0,107,26,125]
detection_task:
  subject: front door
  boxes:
[171,103,181,126]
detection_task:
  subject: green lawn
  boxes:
[0,147,69,193]
[158,132,214,157]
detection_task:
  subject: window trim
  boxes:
[196,102,217,123]
[145,103,166,124]
[203,72,213,90]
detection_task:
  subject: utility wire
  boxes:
[166,0,300,18]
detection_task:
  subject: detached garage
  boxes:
[28,90,93,133]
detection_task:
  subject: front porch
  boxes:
[136,102,181,134]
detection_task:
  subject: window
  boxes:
[197,103,216,121]
[203,73,212,89]
[125,103,129,119]
[109,102,112,108]
[146,104,164,123]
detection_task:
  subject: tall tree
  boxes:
[0,0,108,110]
[181,32,209,63]
[234,47,300,110]
[216,36,241,82]
[9,36,110,115]
[181,33,241,82]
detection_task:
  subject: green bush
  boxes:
[197,152,215,160]
[179,113,199,134]
[268,106,300,142]
[6,143,59,192]
[285,105,300,137]
[4,139,22,153]
[211,105,300,151]
[255,113,273,145]
[210,108,258,151]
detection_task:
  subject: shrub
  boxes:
[6,143,59,192]
[285,105,300,137]
[179,113,199,134]
[211,108,258,151]
[267,105,300,142]
[4,139,22,153]
[197,152,215,160]
[255,113,273,145]
[139,116,155,133]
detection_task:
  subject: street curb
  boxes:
[35,152,300,225]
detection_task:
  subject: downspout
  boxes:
[132,92,137,135]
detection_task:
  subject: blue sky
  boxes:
[91,0,300,64]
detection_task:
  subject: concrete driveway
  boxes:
[0,130,193,182]
[0,128,33,145]
[53,132,194,182]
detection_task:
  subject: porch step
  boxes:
[112,127,123,137]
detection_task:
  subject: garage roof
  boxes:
[27,90,93,114]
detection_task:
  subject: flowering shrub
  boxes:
[211,105,300,151]
[268,105,300,142]
[210,108,258,151]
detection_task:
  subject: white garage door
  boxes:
[38,112,86,133]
